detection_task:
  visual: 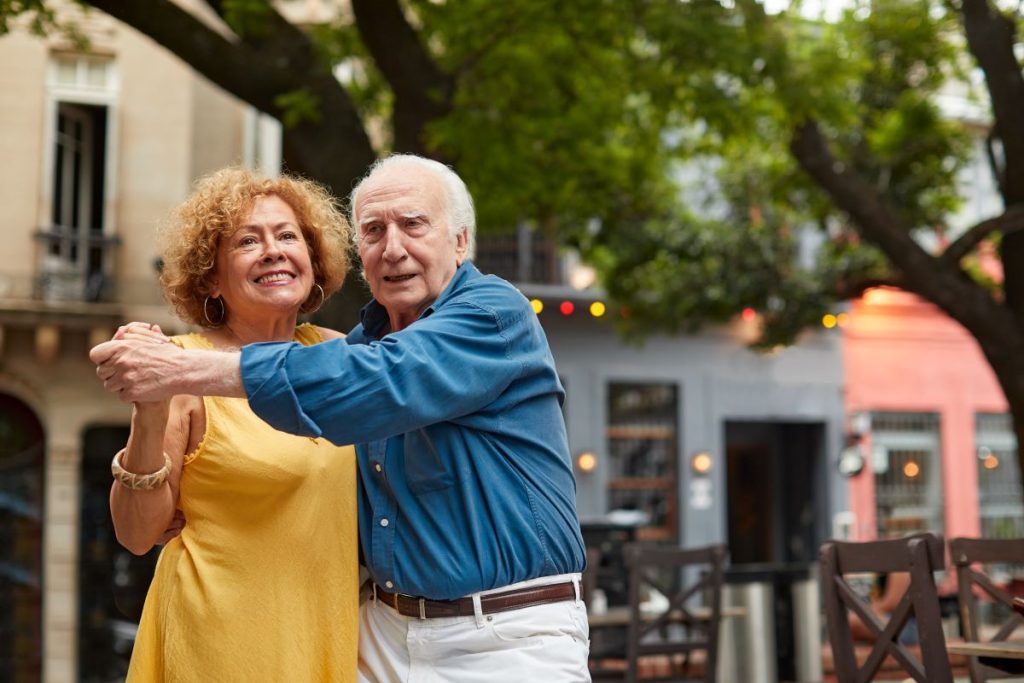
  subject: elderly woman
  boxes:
[107,167,357,681]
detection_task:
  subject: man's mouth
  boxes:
[383,274,416,283]
[255,272,295,284]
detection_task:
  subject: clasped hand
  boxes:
[90,322,180,403]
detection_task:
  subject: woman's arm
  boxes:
[109,394,197,555]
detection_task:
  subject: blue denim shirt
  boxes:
[241,262,586,599]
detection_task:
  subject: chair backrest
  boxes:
[582,546,603,608]
[820,533,952,683]
[950,537,1024,683]
[622,543,727,683]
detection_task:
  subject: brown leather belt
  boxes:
[373,581,577,619]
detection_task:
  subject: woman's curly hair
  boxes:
[159,166,350,327]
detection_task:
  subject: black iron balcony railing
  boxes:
[474,229,566,285]
[32,227,121,303]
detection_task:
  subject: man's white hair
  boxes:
[349,154,476,259]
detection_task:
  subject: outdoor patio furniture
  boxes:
[950,536,1024,682]
[820,532,952,683]
[590,542,727,682]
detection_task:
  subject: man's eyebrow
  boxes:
[358,211,426,227]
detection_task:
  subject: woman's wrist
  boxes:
[112,449,172,490]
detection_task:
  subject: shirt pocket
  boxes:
[403,427,454,494]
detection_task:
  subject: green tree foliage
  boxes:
[5,1,1024,431]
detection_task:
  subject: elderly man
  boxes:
[92,154,590,682]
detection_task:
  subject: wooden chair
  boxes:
[606,542,727,683]
[820,533,952,683]
[950,537,1024,682]
[583,546,604,608]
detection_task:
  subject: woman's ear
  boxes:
[206,273,220,298]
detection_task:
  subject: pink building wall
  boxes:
[842,287,1007,542]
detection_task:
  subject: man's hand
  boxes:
[91,327,247,402]
[91,336,186,403]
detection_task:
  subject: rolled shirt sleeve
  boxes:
[241,301,522,445]
[241,341,324,438]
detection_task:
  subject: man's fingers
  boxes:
[89,339,122,364]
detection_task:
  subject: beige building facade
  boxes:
[0,4,281,680]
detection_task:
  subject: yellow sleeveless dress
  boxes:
[127,325,358,682]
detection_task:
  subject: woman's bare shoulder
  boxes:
[314,325,346,341]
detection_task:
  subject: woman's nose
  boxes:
[262,240,285,261]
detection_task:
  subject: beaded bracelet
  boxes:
[111,449,172,490]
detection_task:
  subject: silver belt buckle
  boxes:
[418,597,427,620]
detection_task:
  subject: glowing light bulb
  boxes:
[577,452,597,472]
[691,452,713,475]
[590,301,606,318]
[530,299,543,314]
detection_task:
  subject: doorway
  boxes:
[725,420,826,682]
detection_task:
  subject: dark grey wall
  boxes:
[539,312,848,550]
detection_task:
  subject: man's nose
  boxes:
[381,225,408,261]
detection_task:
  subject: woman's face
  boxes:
[209,194,315,322]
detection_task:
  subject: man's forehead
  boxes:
[357,168,445,216]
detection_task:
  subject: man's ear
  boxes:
[454,228,469,266]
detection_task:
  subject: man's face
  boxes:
[356,164,468,332]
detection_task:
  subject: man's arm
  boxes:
[243,300,527,443]
[90,338,246,402]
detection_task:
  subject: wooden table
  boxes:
[946,641,1024,675]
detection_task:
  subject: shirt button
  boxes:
[380,518,389,527]
[374,463,382,473]
[385,580,394,589]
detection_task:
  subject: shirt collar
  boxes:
[358,261,480,340]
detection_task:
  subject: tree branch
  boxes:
[351,0,453,154]
[939,204,1024,267]
[84,0,376,195]
[789,120,1014,339]
[961,0,1024,203]
[789,122,937,276]
[960,0,1024,318]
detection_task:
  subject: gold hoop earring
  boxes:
[203,295,226,326]
[303,283,326,314]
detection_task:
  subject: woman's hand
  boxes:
[114,322,170,344]
[107,323,173,407]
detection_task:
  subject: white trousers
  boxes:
[357,573,591,683]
